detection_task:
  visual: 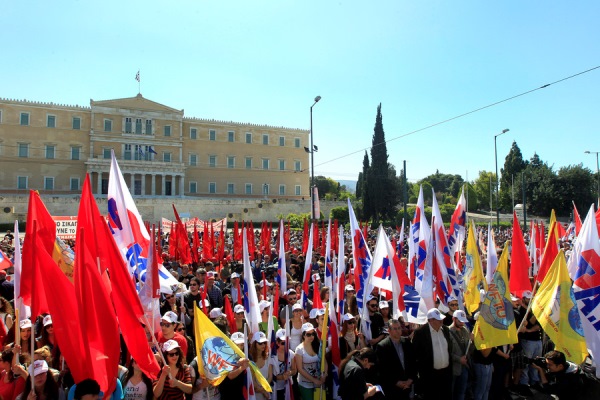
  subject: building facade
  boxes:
[0,94,310,199]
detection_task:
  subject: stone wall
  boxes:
[0,194,346,224]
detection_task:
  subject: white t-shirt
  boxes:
[289,324,303,352]
[189,362,220,400]
[295,343,320,388]
[269,350,295,391]
[123,380,148,399]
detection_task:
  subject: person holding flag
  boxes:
[294,323,325,400]
[249,331,272,400]
[270,328,297,400]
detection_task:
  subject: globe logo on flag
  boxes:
[200,337,240,379]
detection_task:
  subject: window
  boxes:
[227,156,235,169]
[209,155,217,168]
[295,185,301,196]
[262,134,269,145]
[263,184,270,195]
[190,128,197,140]
[18,143,29,158]
[135,118,143,134]
[209,182,216,194]
[124,144,132,160]
[17,176,28,189]
[245,183,252,195]
[189,154,197,166]
[163,152,171,163]
[294,161,301,172]
[227,183,235,194]
[145,119,152,135]
[72,117,81,130]
[245,132,252,144]
[44,177,54,190]
[189,181,197,194]
[164,125,171,136]
[294,138,301,148]
[279,184,286,195]
[279,136,285,146]
[209,129,216,141]
[70,177,80,191]
[47,115,56,128]
[71,146,80,160]
[45,145,55,159]
[104,119,112,132]
[279,159,285,171]
[103,148,111,159]
[262,158,269,170]
[228,131,235,142]
[134,145,145,161]
[245,157,252,169]
[20,113,29,126]
[125,117,133,133]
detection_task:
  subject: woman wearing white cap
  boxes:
[249,332,271,400]
[36,315,54,351]
[270,329,296,400]
[153,340,192,399]
[379,301,391,325]
[287,304,304,352]
[232,304,247,334]
[7,320,34,361]
[17,360,59,400]
[294,323,326,400]
[339,313,366,360]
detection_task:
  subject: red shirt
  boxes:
[155,331,188,356]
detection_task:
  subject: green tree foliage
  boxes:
[465,183,479,212]
[358,151,372,220]
[556,164,595,215]
[330,206,349,224]
[420,170,464,197]
[472,171,496,211]
[367,103,395,221]
[522,153,560,217]
[314,175,341,198]
[499,141,528,210]
[409,181,434,205]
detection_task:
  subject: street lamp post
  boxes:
[494,128,510,229]
[309,96,321,220]
[585,150,600,207]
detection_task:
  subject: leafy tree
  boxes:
[410,181,434,205]
[314,176,341,198]
[472,171,496,211]
[556,164,596,216]
[420,171,464,196]
[358,151,372,220]
[499,141,527,211]
[465,183,479,212]
[522,153,559,217]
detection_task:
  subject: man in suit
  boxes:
[412,308,453,399]
[376,319,417,400]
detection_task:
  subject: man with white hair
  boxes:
[449,310,473,400]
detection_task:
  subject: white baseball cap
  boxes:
[162,339,180,352]
[43,315,53,327]
[209,308,224,319]
[453,310,469,323]
[260,280,273,288]
[259,300,271,312]
[29,360,48,377]
[345,285,355,292]
[19,319,32,329]
[312,273,320,281]
[234,304,245,314]
[292,303,303,311]
[521,290,533,299]
[426,308,446,321]
[302,322,315,333]
[342,313,355,322]
[231,332,245,345]
[309,308,325,319]
[275,328,287,341]
[379,301,389,309]
[162,311,178,324]
[252,331,268,344]
[231,272,241,279]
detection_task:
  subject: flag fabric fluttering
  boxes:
[242,229,261,334]
[135,70,140,82]
[348,199,372,314]
[448,187,467,256]
[572,205,600,377]
[485,223,498,286]
[536,221,559,283]
[532,250,587,364]
[12,221,30,321]
[464,221,486,314]
[509,211,532,297]
[431,192,458,303]
[300,225,314,310]
[276,220,287,295]
[108,150,178,293]
[473,244,518,350]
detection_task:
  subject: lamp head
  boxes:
[585,151,591,154]
[314,96,321,103]
[304,146,310,153]
[502,128,510,134]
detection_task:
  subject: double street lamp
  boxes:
[307,96,321,220]
[585,150,600,207]
[494,128,510,229]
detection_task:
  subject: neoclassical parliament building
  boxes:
[0,94,310,200]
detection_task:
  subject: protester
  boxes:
[249,331,271,400]
[294,323,325,400]
[153,340,192,399]
[270,329,296,400]
[339,348,379,400]
[448,310,473,400]
[121,358,154,400]
[17,360,59,400]
[0,349,26,400]
[376,319,417,399]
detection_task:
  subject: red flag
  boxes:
[169,221,177,260]
[596,207,600,237]
[202,221,210,261]
[217,223,225,268]
[262,271,267,300]
[223,296,237,333]
[273,285,280,320]
[510,211,532,296]
[285,221,291,252]
[172,205,192,264]
[36,241,90,385]
[536,221,559,283]
[21,191,54,316]
[312,281,323,310]
[302,219,309,254]
[573,201,582,236]
[192,222,200,264]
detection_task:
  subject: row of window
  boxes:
[188,155,301,171]
[17,176,80,191]
[9,110,303,147]
[188,182,301,196]
[18,143,81,160]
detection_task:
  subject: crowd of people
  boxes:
[0,223,595,400]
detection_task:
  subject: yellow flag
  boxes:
[473,244,518,350]
[52,236,74,282]
[531,250,588,364]
[548,209,560,244]
[193,304,271,391]
[465,221,486,314]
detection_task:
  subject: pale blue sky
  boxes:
[2,1,599,182]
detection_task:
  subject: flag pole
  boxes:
[30,221,36,390]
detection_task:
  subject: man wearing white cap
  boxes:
[279,289,298,326]
[223,272,243,305]
[443,296,460,326]
[203,271,223,308]
[219,332,250,400]
[156,311,188,357]
[258,299,280,334]
[412,308,453,399]
[449,310,473,400]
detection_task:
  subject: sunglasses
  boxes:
[165,296,174,300]
[257,342,267,345]
[305,332,315,337]
[176,328,185,332]
[347,320,356,325]
[288,297,297,301]
[167,352,179,357]
[160,322,172,328]
[369,304,378,309]
[190,283,199,287]
[449,303,459,307]
[276,340,285,345]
